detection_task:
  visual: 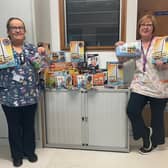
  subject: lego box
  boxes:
[116,41,141,58]
[107,62,124,85]
[70,41,85,62]
[77,74,93,90]
[151,36,168,64]
[0,38,17,69]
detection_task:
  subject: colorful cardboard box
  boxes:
[107,62,124,85]
[0,38,17,69]
[116,41,141,57]
[152,36,168,64]
[70,41,85,62]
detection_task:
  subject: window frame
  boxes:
[59,0,127,51]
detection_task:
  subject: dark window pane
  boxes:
[65,0,120,47]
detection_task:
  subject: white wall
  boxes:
[126,0,138,42]
[34,0,51,44]
[50,0,60,51]
[0,0,35,43]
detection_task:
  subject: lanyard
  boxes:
[141,36,153,72]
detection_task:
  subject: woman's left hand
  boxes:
[155,60,168,70]
[37,47,46,55]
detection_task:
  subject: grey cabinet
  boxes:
[44,88,129,152]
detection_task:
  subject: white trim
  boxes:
[31,0,37,44]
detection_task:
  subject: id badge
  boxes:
[13,73,24,83]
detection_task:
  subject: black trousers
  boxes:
[2,104,37,160]
[127,92,167,146]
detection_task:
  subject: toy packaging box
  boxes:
[49,62,73,72]
[65,74,73,89]
[107,62,124,86]
[70,41,85,62]
[87,53,99,69]
[0,38,17,69]
[93,72,104,86]
[151,36,168,64]
[56,75,66,89]
[76,74,85,89]
[85,74,93,90]
[45,71,56,89]
[50,51,65,62]
[77,74,93,90]
[116,41,141,58]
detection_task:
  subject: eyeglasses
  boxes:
[140,24,153,28]
[9,26,25,31]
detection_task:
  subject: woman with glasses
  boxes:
[115,14,168,154]
[0,17,45,167]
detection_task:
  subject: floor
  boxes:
[0,139,168,168]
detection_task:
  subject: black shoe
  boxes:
[13,159,23,167]
[142,127,152,150]
[153,144,158,148]
[27,153,38,162]
[139,145,158,155]
[139,146,153,154]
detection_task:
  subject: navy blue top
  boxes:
[0,42,39,107]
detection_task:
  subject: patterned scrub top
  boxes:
[0,42,39,107]
[130,36,168,98]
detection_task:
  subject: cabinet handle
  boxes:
[82,117,88,121]
[82,143,88,146]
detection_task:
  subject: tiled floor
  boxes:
[0,140,168,168]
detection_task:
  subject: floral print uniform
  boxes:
[130,36,168,98]
[0,42,39,107]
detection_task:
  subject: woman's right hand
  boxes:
[155,60,168,70]
[115,41,131,63]
[37,47,46,55]
[115,41,125,47]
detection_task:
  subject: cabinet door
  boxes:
[45,91,82,147]
[86,90,129,151]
